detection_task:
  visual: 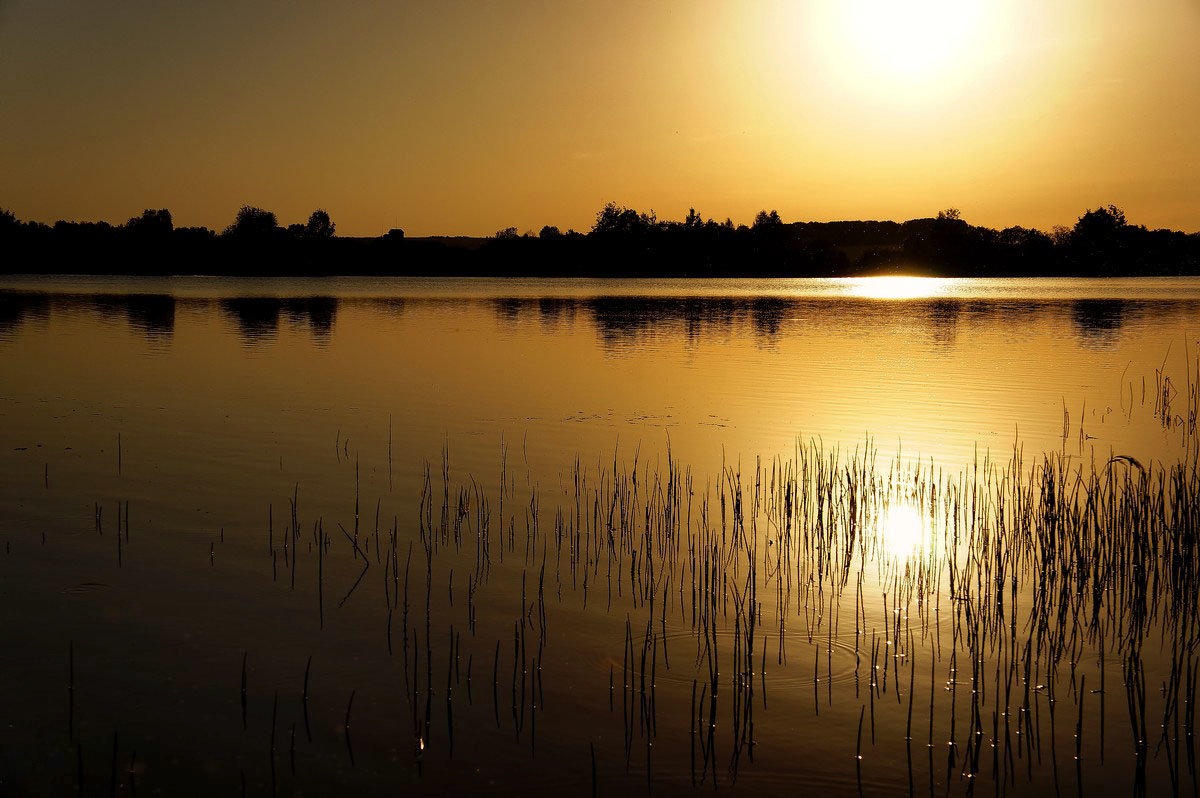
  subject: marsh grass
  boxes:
[23,351,1200,795]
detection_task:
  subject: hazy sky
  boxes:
[2,0,1198,236]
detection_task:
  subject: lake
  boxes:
[1,276,1197,795]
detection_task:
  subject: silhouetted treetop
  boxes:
[176,226,216,240]
[593,203,657,236]
[224,206,278,237]
[753,210,782,228]
[1074,205,1127,237]
[305,209,335,239]
[125,208,173,235]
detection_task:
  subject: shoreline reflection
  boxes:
[0,285,1195,353]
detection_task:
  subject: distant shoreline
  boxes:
[5,273,1200,284]
[4,203,1198,279]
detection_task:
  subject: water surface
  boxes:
[1,276,1197,795]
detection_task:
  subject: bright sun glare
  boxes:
[850,276,944,299]
[880,503,928,558]
[846,0,985,77]
[810,0,1002,103]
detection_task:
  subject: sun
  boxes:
[843,0,986,78]
[807,0,1005,104]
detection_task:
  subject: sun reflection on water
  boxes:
[879,503,929,558]
[850,276,947,300]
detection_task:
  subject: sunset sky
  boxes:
[2,0,1198,236]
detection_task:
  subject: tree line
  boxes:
[1,202,1197,277]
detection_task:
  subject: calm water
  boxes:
[0,276,1197,795]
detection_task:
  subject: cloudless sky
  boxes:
[1,0,1197,235]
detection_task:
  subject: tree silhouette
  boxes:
[224,206,278,237]
[2,199,1198,278]
[305,209,335,239]
[1073,205,1127,238]
[593,203,656,236]
[125,208,173,235]
[752,210,782,229]
[1069,205,1129,273]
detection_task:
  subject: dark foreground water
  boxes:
[1,276,1198,796]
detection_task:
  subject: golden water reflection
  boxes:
[849,275,948,300]
[879,502,931,558]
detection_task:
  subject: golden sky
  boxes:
[1,0,1197,236]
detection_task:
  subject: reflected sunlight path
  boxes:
[848,275,950,300]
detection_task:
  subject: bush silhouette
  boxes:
[224,206,278,238]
